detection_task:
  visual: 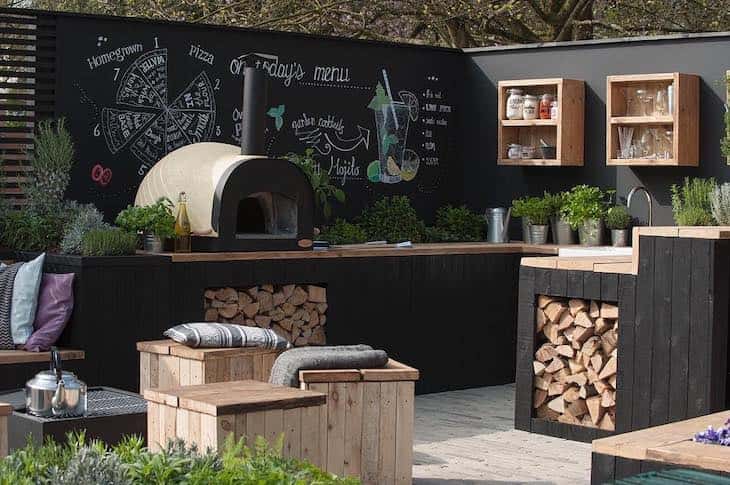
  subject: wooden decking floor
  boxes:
[413,384,591,484]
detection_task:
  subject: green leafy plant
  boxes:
[319,218,367,245]
[81,228,138,256]
[358,195,426,243]
[0,432,355,485]
[115,198,175,238]
[561,185,613,230]
[0,209,64,252]
[426,205,485,242]
[512,196,551,225]
[543,191,568,217]
[671,177,717,226]
[60,204,109,254]
[711,183,730,225]
[605,205,632,230]
[24,118,75,215]
[288,149,345,219]
[722,74,730,162]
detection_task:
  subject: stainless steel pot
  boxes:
[579,218,604,247]
[143,233,163,252]
[550,215,576,245]
[611,229,629,247]
[529,224,549,245]
[25,347,87,417]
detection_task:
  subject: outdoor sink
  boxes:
[558,246,633,258]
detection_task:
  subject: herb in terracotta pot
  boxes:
[605,205,632,247]
[561,185,612,246]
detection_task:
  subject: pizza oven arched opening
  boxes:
[235,192,298,239]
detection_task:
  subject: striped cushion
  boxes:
[164,323,290,350]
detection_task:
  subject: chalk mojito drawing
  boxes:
[101,48,217,167]
[367,70,419,184]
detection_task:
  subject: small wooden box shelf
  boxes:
[497,78,585,166]
[606,73,699,166]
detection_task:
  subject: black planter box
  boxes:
[2,386,147,451]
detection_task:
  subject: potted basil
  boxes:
[562,185,611,246]
[115,197,176,252]
[522,196,552,244]
[544,191,575,245]
[511,196,532,243]
[605,205,632,247]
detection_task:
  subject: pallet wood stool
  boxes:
[0,402,10,457]
[137,340,281,393]
[299,359,420,485]
[143,380,327,462]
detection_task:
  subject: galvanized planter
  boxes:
[522,217,532,244]
[143,233,163,252]
[611,229,629,247]
[550,215,576,245]
[579,218,604,246]
[529,224,549,245]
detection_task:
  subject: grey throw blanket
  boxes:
[0,263,22,350]
[269,345,389,388]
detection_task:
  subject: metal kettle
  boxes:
[485,207,511,243]
[25,347,87,417]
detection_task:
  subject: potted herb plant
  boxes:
[671,177,716,226]
[115,197,175,252]
[562,185,611,246]
[544,191,575,245]
[511,196,532,243]
[605,205,632,247]
[522,196,552,245]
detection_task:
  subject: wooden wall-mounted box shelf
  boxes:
[497,78,585,166]
[606,73,699,166]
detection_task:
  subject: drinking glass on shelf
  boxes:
[637,89,654,117]
[625,86,641,116]
[658,129,673,159]
[654,86,669,116]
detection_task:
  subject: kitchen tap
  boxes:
[627,186,653,226]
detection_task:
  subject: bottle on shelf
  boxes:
[174,191,192,253]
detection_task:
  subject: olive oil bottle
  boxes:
[174,191,191,253]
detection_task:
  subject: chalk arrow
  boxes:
[325,125,370,152]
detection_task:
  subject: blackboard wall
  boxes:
[465,34,730,228]
[50,11,464,223]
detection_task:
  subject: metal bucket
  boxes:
[611,229,629,247]
[485,207,510,243]
[529,224,549,245]
[143,233,163,253]
[550,215,576,245]
[578,219,604,246]
[521,217,532,244]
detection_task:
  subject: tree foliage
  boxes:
[21,0,730,48]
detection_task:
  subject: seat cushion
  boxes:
[164,322,290,350]
[1,253,45,345]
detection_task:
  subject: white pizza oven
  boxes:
[135,67,314,252]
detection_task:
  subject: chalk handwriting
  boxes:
[87,43,143,70]
[189,44,214,65]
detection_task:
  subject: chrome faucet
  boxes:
[627,186,653,226]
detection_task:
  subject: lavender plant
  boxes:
[710,182,730,225]
[694,418,730,446]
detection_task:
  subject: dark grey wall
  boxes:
[465,35,730,227]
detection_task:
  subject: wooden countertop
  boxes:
[156,242,563,262]
[592,410,730,473]
[521,255,634,274]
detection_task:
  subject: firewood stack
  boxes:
[533,295,617,431]
[204,284,327,346]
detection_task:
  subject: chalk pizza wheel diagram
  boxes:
[101,49,216,166]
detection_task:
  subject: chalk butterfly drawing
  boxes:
[101,49,217,166]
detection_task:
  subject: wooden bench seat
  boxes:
[0,349,84,365]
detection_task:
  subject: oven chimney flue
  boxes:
[241,67,268,156]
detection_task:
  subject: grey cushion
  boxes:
[164,323,290,350]
[268,345,389,387]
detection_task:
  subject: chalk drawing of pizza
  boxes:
[101,49,216,165]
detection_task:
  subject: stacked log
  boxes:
[533,295,617,431]
[204,284,327,346]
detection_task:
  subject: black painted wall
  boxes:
[465,34,730,229]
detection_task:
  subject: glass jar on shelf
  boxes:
[550,100,559,120]
[539,94,553,119]
[654,85,669,116]
[507,144,522,159]
[657,129,673,159]
[522,95,538,120]
[506,89,524,120]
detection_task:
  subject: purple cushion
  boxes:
[23,273,74,352]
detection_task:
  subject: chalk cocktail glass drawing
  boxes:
[375,101,411,184]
